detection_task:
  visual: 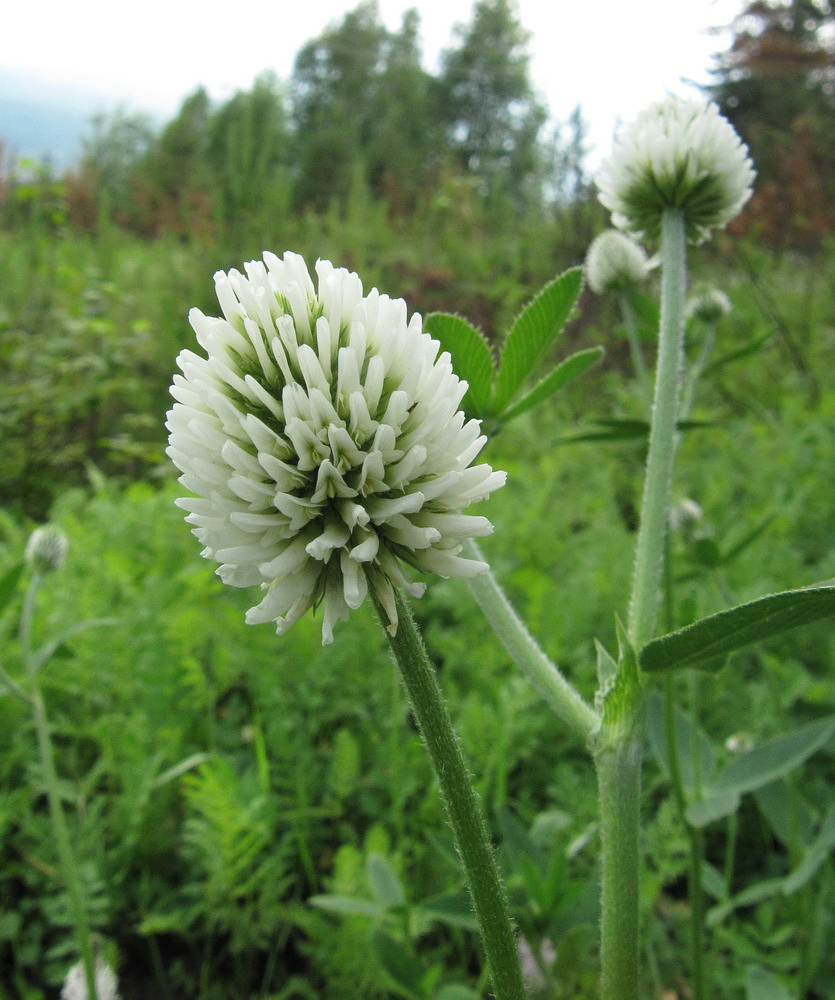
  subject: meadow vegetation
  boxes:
[1,2,834,998]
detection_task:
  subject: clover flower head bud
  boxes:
[166,252,505,645]
[61,959,120,1000]
[725,732,754,754]
[585,230,652,294]
[687,284,732,324]
[596,97,755,244]
[668,497,703,534]
[25,526,68,573]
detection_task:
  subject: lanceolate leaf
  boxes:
[639,585,835,673]
[782,802,835,894]
[744,966,793,1000]
[713,715,835,798]
[493,268,584,413]
[685,715,835,828]
[424,312,495,418]
[556,418,715,446]
[501,347,604,423]
[706,332,772,374]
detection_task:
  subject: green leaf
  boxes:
[745,966,793,1000]
[685,717,835,827]
[557,418,715,446]
[32,617,119,674]
[755,778,816,847]
[0,563,24,616]
[493,268,583,413]
[371,929,424,1000]
[721,514,775,566]
[424,312,494,418]
[151,752,211,788]
[686,791,741,828]
[501,346,604,423]
[707,878,785,927]
[558,418,649,444]
[639,585,835,673]
[420,892,478,931]
[626,290,660,332]
[646,691,717,796]
[706,332,772,374]
[714,716,835,798]
[308,894,386,919]
[433,986,481,1000]
[367,853,406,908]
[782,802,835,894]
[691,537,723,569]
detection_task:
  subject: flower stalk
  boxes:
[376,588,527,1000]
[463,539,598,742]
[19,566,98,1000]
[627,208,688,650]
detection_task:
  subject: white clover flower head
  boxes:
[585,230,652,294]
[25,525,68,573]
[166,252,505,644]
[686,284,733,324]
[61,958,120,1000]
[596,97,755,244]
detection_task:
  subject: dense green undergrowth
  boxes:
[1,229,834,998]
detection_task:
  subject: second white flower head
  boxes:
[167,252,505,644]
[596,97,755,243]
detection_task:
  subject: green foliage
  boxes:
[425,267,601,433]
[438,0,547,205]
[640,585,835,673]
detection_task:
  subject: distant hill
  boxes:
[0,69,157,172]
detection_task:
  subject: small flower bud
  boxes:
[725,733,754,754]
[25,526,68,573]
[687,285,732,324]
[596,97,755,244]
[668,498,703,534]
[585,230,652,294]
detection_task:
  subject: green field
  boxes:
[2,1,835,995]
[1,217,833,999]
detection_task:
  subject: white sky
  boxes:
[3,0,744,163]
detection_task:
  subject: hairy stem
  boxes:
[376,589,527,1000]
[464,540,598,742]
[627,209,688,649]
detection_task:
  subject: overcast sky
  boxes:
[3,0,744,162]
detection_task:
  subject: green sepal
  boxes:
[493,268,584,414]
[595,621,642,743]
[424,312,495,418]
[639,584,835,673]
[501,347,604,423]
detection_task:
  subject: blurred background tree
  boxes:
[709,0,835,249]
[438,0,548,212]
